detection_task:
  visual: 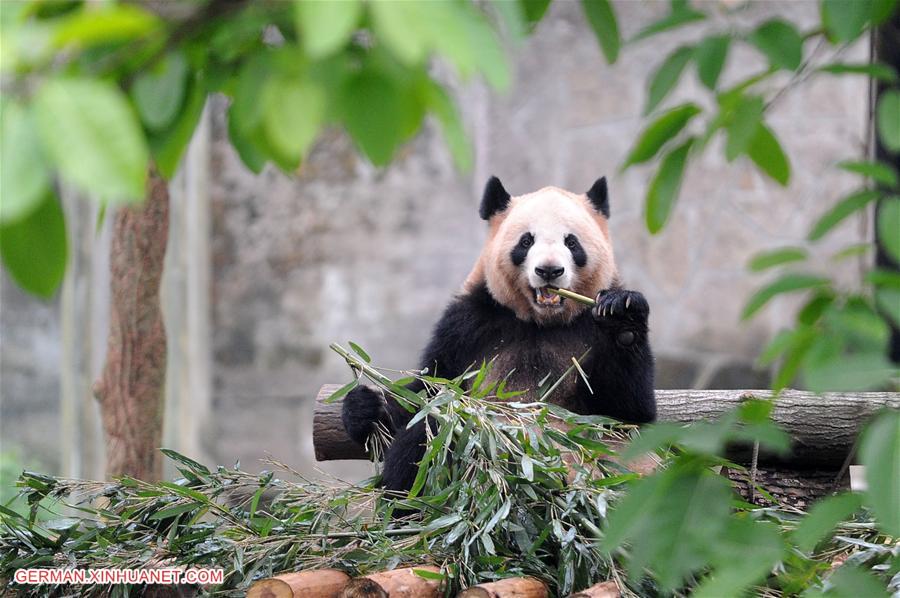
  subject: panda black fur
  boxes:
[342,176,656,493]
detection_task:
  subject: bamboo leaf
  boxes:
[748,247,808,272]
[645,46,694,115]
[694,35,730,90]
[645,137,694,234]
[837,160,898,186]
[808,189,880,241]
[747,123,790,186]
[792,492,862,552]
[747,19,803,71]
[623,103,700,168]
[877,90,900,152]
[741,274,830,320]
[581,0,619,64]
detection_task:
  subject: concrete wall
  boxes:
[1,1,870,479]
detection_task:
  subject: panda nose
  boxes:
[535,265,565,282]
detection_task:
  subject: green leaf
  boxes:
[348,342,371,364]
[131,51,189,133]
[747,19,803,71]
[53,4,159,48]
[725,95,764,161]
[261,76,325,171]
[411,568,445,581]
[748,247,808,272]
[742,274,830,320]
[581,0,619,64]
[877,90,900,152]
[421,80,472,172]
[820,62,898,82]
[876,287,900,327]
[646,137,694,234]
[370,1,428,65]
[519,0,552,27]
[878,197,900,264]
[0,102,50,224]
[808,189,880,241]
[34,78,148,202]
[814,565,891,598]
[339,71,419,166]
[837,160,898,186]
[148,72,207,180]
[521,454,534,481]
[747,123,790,186]
[295,0,361,58]
[429,2,510,91]
[859,410,900,536]
[623,103,700,167]
[821,0,873,44]
[227,108,267,175]
[324,380,358,404]
[692,519,784,598]
[792,492,862,552]
[694,35,730,90]
[0,192,68,299]
[632,3,706,42]
[147,502,199,521]
[804,352,896,392]
[645,46,694,115]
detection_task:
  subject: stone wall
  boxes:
[1,1,870,479]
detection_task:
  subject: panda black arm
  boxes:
[580,288,656,423]
[363,292,492,493]
[340,292,486,444]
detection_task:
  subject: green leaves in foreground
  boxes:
[645,45,694,115]
[34,78,148,203]
[748,247,808,272]
[747,123,791,186]
[0,193,68,299]
[877,90,900,153]
[747,19,803,72]
[859,410,900,536]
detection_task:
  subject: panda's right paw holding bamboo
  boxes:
[341,386,387,445]
[592,289,649,342]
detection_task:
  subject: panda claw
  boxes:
[625,296,631,310]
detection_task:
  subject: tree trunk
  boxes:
[93,168,169,481]
[312,385,900,468]
[247,570,351,598]
[337,567,443,598]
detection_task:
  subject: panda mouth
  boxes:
[534,286,564,308]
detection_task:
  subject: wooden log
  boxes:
[312,385,900,468]
[337,566,443,598]
[247,569,350,598]
[458,577,548,597]
[571,580,620,597]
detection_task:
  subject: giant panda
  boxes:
[342,176,656,492]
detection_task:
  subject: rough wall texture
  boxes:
[1,1,870,478]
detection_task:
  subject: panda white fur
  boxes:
[342,176,656,492]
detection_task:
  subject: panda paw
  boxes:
[341,386,388,445]
[592,289,649,341]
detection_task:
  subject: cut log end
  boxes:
[572,580,621,598]
[247,569,350,598]
[337,578,388,598]
[458,577,549,598]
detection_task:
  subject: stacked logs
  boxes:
[247,568,620,598]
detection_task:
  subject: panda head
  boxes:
[466,176,618,325]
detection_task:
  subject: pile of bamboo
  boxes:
[247,566,620,598]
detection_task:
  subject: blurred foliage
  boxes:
[615,0,900,397]
[1,349,898,596]
[0,0,619,298]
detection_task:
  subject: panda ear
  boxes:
[480,176,511,220]
[586,177,610,218]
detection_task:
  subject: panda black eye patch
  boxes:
[511,232,534,266]
[565,234,587,267]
